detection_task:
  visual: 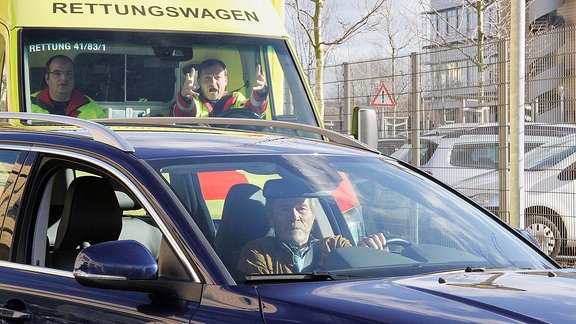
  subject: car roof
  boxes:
[117,130,371,160]
[434,133,556,144]
[416,123,573,144]
[439,123,576,138]
[0,113,381,160]
[533,133,576,148]
[422,123,482,136]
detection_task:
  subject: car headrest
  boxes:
[55,177,122,250]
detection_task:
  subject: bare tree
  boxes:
[286,0,387,118]
[286,6,316,76]
[417,0,537,122]
[371,2,420,113]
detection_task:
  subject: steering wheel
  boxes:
[215,109,262,119]
[213,109,265,131]
[385,236,412,253]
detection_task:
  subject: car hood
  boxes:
[455,169,552,199]
[453,170,498,192]
[256,268,576,323]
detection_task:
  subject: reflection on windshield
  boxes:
[22,29,318,131]
[154,154,554,281]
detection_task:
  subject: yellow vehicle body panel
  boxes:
[3,0,285,37]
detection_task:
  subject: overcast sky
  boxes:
[285,0,426,63]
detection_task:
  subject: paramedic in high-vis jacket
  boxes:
[173,58,268,117]
[31,55,107,119]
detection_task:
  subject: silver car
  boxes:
[455,134,576,258]
[392,123,576,186]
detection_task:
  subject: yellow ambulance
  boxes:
[0,0,371,242]
[0,0,324,128]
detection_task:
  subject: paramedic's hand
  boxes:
[358,233,387,250]
[253,64,267,95]
[181,68,200,99]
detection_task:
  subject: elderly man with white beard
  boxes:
[237,178,387,275]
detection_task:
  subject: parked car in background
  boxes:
[392,123,576,186]
[455,134,576,258]
[1,113,576,322]
[422,122,483,136]
[377,137,407,155]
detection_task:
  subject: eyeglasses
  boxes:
[48,70,74,78]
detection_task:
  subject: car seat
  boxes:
[50,177,122,270]
[214,183,272,279]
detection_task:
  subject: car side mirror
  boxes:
[351,106,378,149]
[74,240,203,302]
[74,240,158,289]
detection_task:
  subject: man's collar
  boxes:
[281,236,317,252]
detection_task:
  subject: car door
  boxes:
[0,151,199,323]
[552,159,576,225]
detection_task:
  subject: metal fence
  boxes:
[314,26,576,262]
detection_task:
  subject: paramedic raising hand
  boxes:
[180,68,200,100]
[173,58,269,117]
[253,64,267,95]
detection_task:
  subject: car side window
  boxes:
[26,164,163,271]
[450,143,497,169]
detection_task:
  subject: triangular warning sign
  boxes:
[370,83,395,107]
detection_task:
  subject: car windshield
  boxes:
[390,139,438,164]
[149,154,554,281]
[525,136,576,171]
[22,29,318,130]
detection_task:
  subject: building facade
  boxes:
[426,0,576,124]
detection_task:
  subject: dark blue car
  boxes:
[0,113,573,323]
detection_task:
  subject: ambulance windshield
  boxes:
[22,29,318,129]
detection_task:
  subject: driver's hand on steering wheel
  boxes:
[358,233,387,250]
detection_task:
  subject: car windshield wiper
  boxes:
[462,266,533,273]
[244,271,356,283]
